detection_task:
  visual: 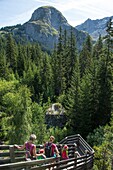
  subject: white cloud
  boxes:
[33,0,113,26]
[34,0,113,14]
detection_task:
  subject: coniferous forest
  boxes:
[0,20,113,169]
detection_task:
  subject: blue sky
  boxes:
[0,0,113,28]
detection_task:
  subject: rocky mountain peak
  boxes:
[76,16,113,40]
[29,6,69,29]
[20,6,87,51]
[0,6,88,52]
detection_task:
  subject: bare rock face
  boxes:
[30,6,69,30]
[23,20,58,50]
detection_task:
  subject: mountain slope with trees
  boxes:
[0,6,88,52]
[0,9,112,170]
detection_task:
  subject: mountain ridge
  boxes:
[0,6,112,51]
[75,16,113,40]
[0,6,88,51]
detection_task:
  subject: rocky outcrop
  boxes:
[23,20,58,50]
[29,6,69,30]
[45,103,67,128]
[75,16,113,40]
[45,114,67,128]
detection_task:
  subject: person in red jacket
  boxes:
[61,145,69,160]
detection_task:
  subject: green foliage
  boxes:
[79,35,92,77]
[89,113,113,169]
[31,102,46,144]
[93,164,99,170]
[87,126,105,147]
[2,85,32,144]
[93,35,103,59]
[85,22,113,169]
[6,33,18,73]
[44,126,68,143]
[94,142,112,170]
[0,24,112,163]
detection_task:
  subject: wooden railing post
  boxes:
[59,144,62,159]
[9,145,15,163]
[56,156,61,168]
[74,151,77,168]
[85,150,88,170]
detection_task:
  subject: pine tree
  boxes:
[6,34,18,73]
[41,53,54,102]
[7,85,33,144]
[89,58,100,130]
[93,35,103,59]
[17,43,25,76]
[52,27,66,96]
[96,20,113,126]
[78,71,92,138]
[64,57,81,134]
[0,52,9,79]
[66,27,78,88]
[79,35,92,77]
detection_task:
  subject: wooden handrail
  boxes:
[0,134,94,170]
[0,153,94,170]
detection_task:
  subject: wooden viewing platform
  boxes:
[0,134,94,170]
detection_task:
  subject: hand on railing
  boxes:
[14,144,19,149]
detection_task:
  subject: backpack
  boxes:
[45,142,52,157]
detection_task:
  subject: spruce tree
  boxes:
[41,53,54,102]
[96,20,113,126]
[6,34,18,73]
[17,43,25,76]
[79,35,92,77]
[78,71,92,138]
[52,27,66,96]
[64,57,81,134]
[93,35,103,59]
[66,27,78,88]
[6,85,33,144]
